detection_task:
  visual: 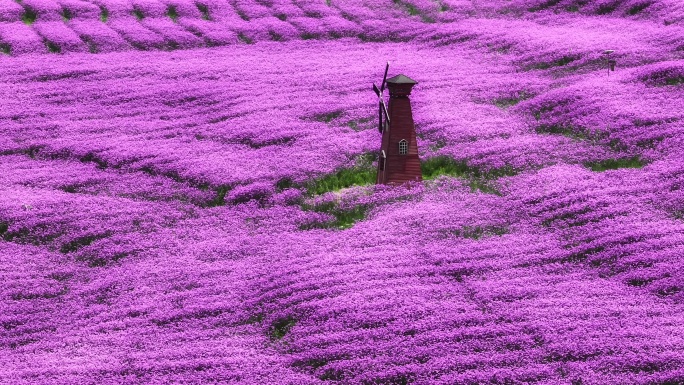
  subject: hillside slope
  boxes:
[2,0,684,384]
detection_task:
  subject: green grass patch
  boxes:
[167,5,178,22]
[527,0,562,12]
[332,207,367,229]
[269,31,283,41]
[60,8,72,21]
[0,222,8,237]
[45,41,61,53]
[421,156,471,179]
[100,7,108,22]
[293,358,328,371]
[132,8,144,21]
[421,156,517,195]
[86,39,98,54]
[392,0,435,22]
[626,277,655,287]
[22,8,37,25]
[0,43,10,55]
[403,2,420,16]
[596,2,617,14]
[211,185,231,206]
[428,138,447,151]
[535,124,609,144]
[300,203,368,230]
[298,155,376,230]
[196,2,210,20]
[529,55,580,70]
[60,233,109,254]
[422,156,516,179]
[493,92,531,109]
[270,317,296,340]
[535,124,589,140]
[246,313,264,325]
[235,8,249,21]
[238,33,253,44]
[346,116,375,131]
[584,156,645,172]
[664,77,684,86]
[276,178,293,191]
[311,110,343,123]
[305,166,376,196]
[627,2,651,15]
[451,225,509,240]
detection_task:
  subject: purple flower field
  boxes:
[2,0,684,384]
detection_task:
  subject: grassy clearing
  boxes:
[527,55,580,70]
[167,6,178,22]
[196,3,210,20]
[627,2,651,15]
[85,38,98,54]
[392,0,435,22]
[310,110,344,123]
[450,225,509,239]
[22,8,37,25]
[584,156,645,172]
[428,138,447,151]
[300,154,516,229]
[100,7,109,22]
[269,317,296,340]
[298,154,376,229]
[60,233,109,254]
[346,115,375,131]
[664,77,684,86]
[527,0,562,12]
[269,31,283,41]
[132,8,144,21]
[421,156,517,195]
[235,8,249,21]
[305,153,376,196]
[305,167,376,196]
[300,203,368,230]
[493,92,531,109]
[0,43,10,55]
[207,185,231,207]
[238,33,253,44]
[46,41,61,53]
[60,8,72,21]
[301,33,319,40]
[535,124,610,145]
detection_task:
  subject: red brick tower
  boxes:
[376,74,422,185]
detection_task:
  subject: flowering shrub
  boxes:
[2,0,684,383]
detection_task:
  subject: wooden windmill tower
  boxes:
[372,62,422,185]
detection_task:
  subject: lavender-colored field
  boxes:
[2,0,684,384]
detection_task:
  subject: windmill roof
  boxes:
[386,74,417,84]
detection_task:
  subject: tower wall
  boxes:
[376,80,422,185]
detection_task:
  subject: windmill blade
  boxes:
[380,61,390,92]
[381,99,390,123]
[378,102,383,133]
[373,83,381,98]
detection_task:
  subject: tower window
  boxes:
[398,139,408,155]
[379,150,386,171]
